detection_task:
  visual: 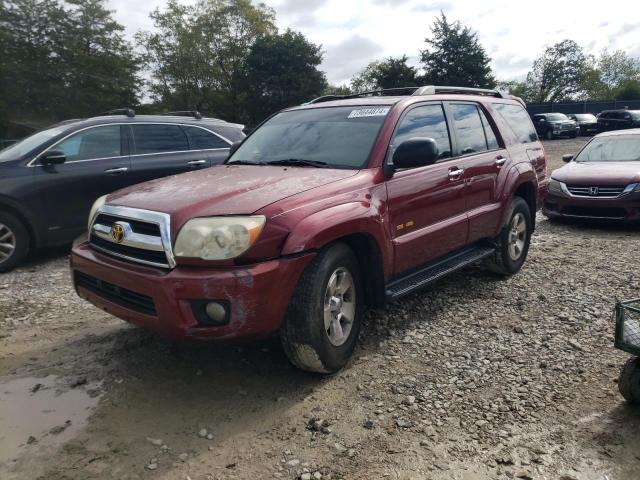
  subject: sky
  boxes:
[107,0,640,85]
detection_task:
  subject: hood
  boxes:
[107,164,359,219]
[552,161,640,185]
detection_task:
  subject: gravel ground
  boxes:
[1,137,639,480]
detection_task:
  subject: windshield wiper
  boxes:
[226,159,267,165]
[266,158,328,168]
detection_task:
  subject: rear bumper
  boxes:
[70,238,315,341]
[543,192,640,222]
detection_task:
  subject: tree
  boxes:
[420,13,495,88]
[525,40,589,102]
[137,0,276,121]
[350,55,420,92]
[243,29,327,125]
[614,79,640,101]
[581,49,640,99]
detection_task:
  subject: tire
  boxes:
[570,132,577,138]
[0,211,30,272]
[280,242,363,373]
[619,356,640,404]
[545,130,553,140]
[484,196,532,276]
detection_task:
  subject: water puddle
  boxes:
[0,375,101,465]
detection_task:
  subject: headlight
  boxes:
[88,195,107,231]
[548,178,564,195]
[174,216,266,260]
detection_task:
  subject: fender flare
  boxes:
[498,164,538,229]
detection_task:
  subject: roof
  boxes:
[54,115,244,130]
[596,128,640,138]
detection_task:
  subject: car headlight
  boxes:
[174,216,266,260]
[548,178,564,195]
[88,195,107,231]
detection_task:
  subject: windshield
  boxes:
[0,125,69,162]
[228,106,390,169]
[546,114,569,121]
[631,111,640,120]
[574,114,597,122]
[575,135,640,162]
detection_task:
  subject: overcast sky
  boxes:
[107,0,640,85]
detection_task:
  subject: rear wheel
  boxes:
[545,130,553,140]
[619,356,640,404]
[280,242,363,373]
[484,196,532,276]
[0,212,29,272]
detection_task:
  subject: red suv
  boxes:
[70,86,547,373]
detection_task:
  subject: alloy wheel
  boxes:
[323,267,356,346]
[507,212,527,261]
[0,222,16,264]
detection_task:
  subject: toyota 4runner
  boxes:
[70,86,548,373]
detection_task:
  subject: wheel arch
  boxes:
[0,196,39,249]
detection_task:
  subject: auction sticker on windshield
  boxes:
[348,107,390,119]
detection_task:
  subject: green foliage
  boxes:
[350,55,419,92]
[243,29,327,125]
[323,85,353,96]
[420,13,495,88]
[582,49,640,100]
[525,39,589,102]
[614,79,640,101]
[137,0,277,122]
[0,0,140,134]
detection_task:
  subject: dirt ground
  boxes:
[1,137,639,480]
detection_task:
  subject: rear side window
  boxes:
[183,126,229,150]
[494,104,538,144]
[131,124,189,154]
[450,103,489,155]
[479,108,499,149]
[393,104,452,160]
[54,125,121,161]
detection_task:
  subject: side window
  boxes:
[54,125,121,161]
[183,126,229,150]
[131,124,189,155]
[450,103,488,155]
[494,104,538,144]
[392,104,452,160]
[478,108,500,150]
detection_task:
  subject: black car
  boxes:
[567,113,598,136]
[532,113,578,140]
[597,109,640,132]
[0,111,244,271]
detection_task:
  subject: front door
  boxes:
[33,124,131,243]
[386,102,468,275]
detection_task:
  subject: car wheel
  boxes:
[484,196,532,276]
[570,132,577,138]
[280,242,363,373]
[619,356,640,404]
[545,130,553,140]
[0,212,30,272]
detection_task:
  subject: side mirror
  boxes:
[562,154,573,163]
[39,150,66,165]
[392,138,439,169]
[228,141,242,157]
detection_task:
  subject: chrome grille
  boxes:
[566,185,625,198]
[88,205,174,268]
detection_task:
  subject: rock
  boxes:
[26,435,37,444]
[146,463,158,470]
[312,472,322,479]
[301,474,311,480]
[363,419,375,429]
[206,433,214,440]
[402,395,416,405]
[286,459,300,468]
[198,428,208,438]
[334,443,347,454]
[178,453,189,462]
[146,437,163,447]
[568,340,584,351]
[396,418,411,428]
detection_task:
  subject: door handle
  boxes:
[495,156,507,167]
[187,159,207,166]
[104,167,128,175]
[448,167,464,180]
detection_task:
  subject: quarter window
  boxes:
[54,125,121,161]
[478,108,499,150]
[450,104,488,155]
[183,126,229,150]
[131,124,189,154]
[393,104,452,160]
[494,104,538,144]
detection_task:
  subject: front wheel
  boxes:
[546,130,554,140]
[280,242,363,373]
[0,212,30,272]
[484,197,532,276]
[619,357,640,404]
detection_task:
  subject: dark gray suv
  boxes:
[0,111,244,270]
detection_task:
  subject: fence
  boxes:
[526,99,640,116]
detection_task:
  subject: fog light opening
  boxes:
[191,300,231,326]
[205,302,227,323]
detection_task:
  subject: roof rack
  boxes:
[306,85,507,104]
[161,110,203,119]
[97,108,135,117]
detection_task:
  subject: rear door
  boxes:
[128,123,210,185]
[33,124,131,243]
[445,102,507,242]
[385,102,468,275]
[182,125,232,165]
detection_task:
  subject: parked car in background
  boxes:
[544,129,640,222]
[567,113,598,136]
[532,113,578,140]
[70,85,547,373]
[597,110,640,132]
[0,111,244,271]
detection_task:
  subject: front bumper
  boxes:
[70,237,315,341]
[543,190,640,222]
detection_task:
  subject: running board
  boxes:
[385,245,495,301]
